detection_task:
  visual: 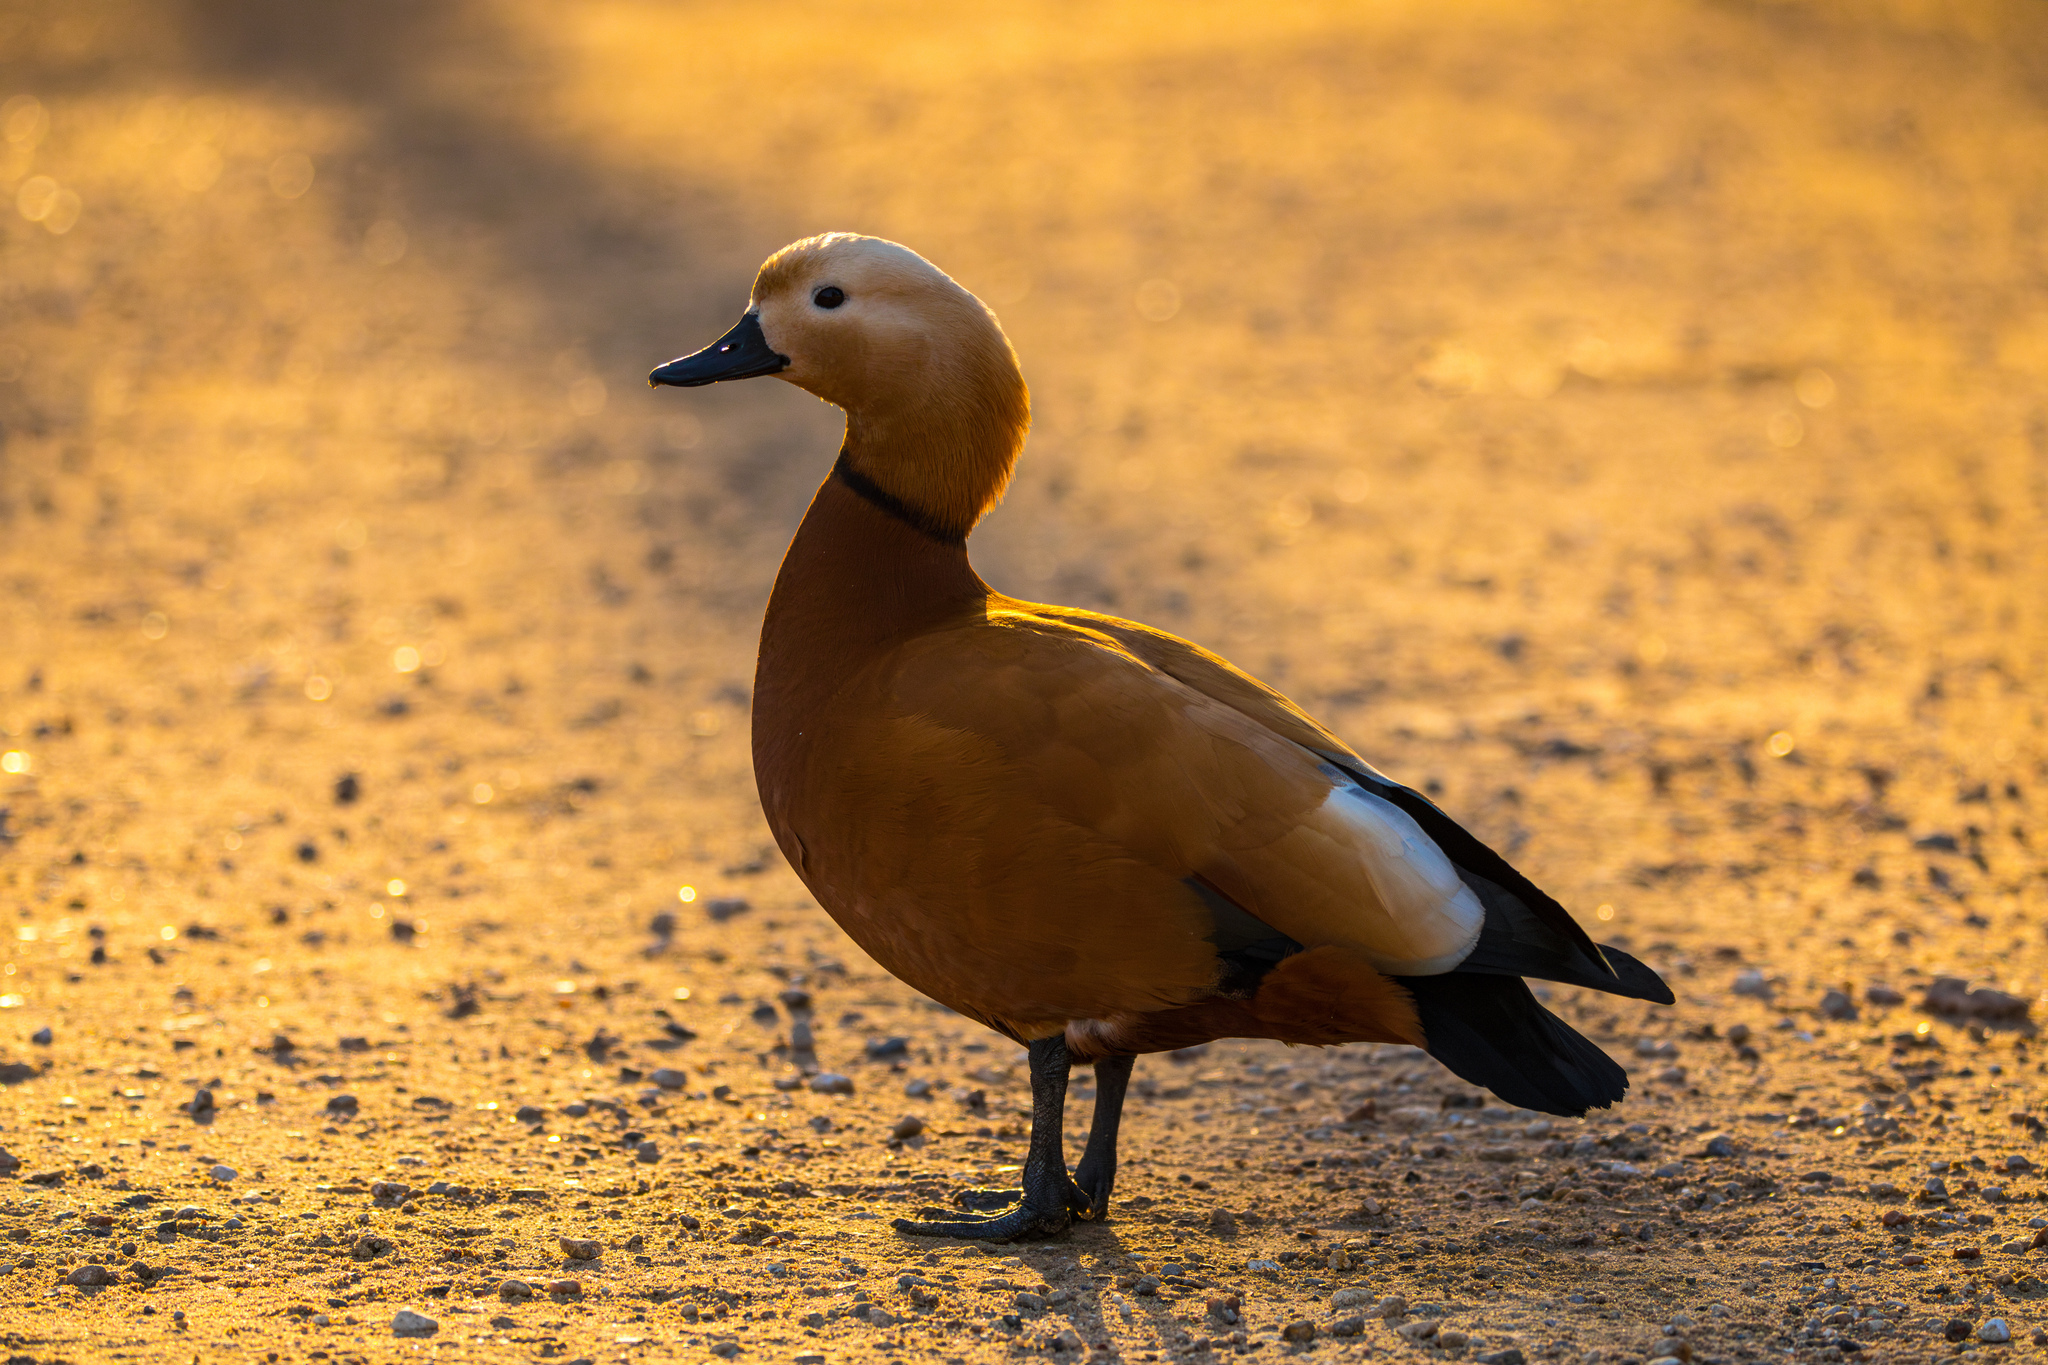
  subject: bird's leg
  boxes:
[1071,1054,1134,1220]
[893,1035,1092,1241]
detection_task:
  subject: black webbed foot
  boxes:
[892,1190,1083,1242]
[952,1186,1021,1212]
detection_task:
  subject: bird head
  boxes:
[651,233,1029,540]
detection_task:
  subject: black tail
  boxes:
[1394,972,1628,1117]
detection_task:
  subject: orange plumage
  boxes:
[652,232,1672,1241]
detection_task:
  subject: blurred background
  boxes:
[1,0,2044,1020]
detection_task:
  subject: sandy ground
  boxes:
[1,1,2046,1361]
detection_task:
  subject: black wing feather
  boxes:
[1455,871,1674,1003]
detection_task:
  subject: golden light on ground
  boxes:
[0,0,2041,1356]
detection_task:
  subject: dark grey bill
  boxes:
[648,312,789,388]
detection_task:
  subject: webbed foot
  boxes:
[891,1195,1078,1242]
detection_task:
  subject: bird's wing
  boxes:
[877,603,1488,977]
[1018,601,1659,998]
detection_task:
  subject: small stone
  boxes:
[1378,1295,1409,1319]
[809,1073,854,1095]
[705,897,750,922]
[1477,1351,1525,1365]
[1328,1317,1366,1338]
[1209,1208,1238,1235]
[1134,1274,1161,1296]
[324,1094,359,1116]
[1522,1119,1553,1140]
[547,1278,583,1298]
[370,1180,411,1203]
[391,1308,438,1337]
[188,1088,215,1114]
[635,1141,660,1163]
[790,1018,816,1049]
[30,1027,51,1045]
[1819,990,1858,1021]
[891,1115,925,1141]
[1048,1328,1084,1352]
[208,1164,235,1183]
[558,1236,602,1261]
[498,1278,534,1301]
[1732,969,1772,1000]
[1280,1321,1317,1343]
[64,1264,114,1287]
[710,1342,741,1359]
[1866,983,1906,1007]
[1944,1318,1976,1342]
[904,1078,934,1098]
[515,1104,545,1124]
[1332,1288,1376,1310]
[1437,1330,1470,1350]
[1651,1337,1692,1360]
[1979,1319,2012,1344]
[1704,1134,1737,1158]
[351,1234,394,1261]
[1246,1259,1281,1274]
[650,1068,687,1089]
[1923,976,2030,1024]
[1015,1291,1047,1312]
[2007,1155,2036,1173]
[866,1308,896,1327]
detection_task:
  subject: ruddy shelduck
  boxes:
[651,233,1671,1241]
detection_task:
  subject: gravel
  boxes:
[391,1309,439,1337]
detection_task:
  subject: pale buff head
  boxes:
[652,233,1029,542]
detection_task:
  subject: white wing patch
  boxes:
[1320,785,1484,974]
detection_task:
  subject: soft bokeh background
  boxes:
[0,1,2045,1353]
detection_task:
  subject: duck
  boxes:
[650,233,1672,1242]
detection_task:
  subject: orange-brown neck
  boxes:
[832,334,1029,543]
[752,473,991,814]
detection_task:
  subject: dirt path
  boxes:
[1,2,2045,1361]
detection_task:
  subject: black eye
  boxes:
[813,286,845,309]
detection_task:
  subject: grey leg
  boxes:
[892,1035,1093,1242]
[1072,1054,1134,1220]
